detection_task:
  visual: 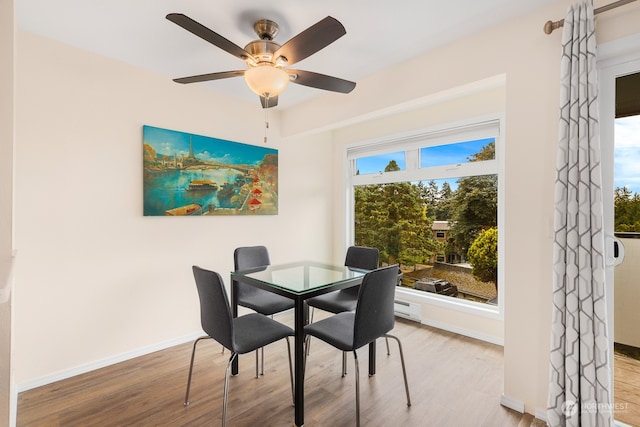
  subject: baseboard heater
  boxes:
[393,299,422,322]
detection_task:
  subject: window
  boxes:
[347,117,503,314]
[420,138,495,167]
[356,151,406,174]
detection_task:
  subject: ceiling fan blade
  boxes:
[166,13,255,62]
[288,70,356,94]
[273,16,346,66]
[173,70,245,84]
[260,95,279,109]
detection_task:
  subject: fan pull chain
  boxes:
[264,99,269,143]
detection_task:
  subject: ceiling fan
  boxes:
[166,13,357,108]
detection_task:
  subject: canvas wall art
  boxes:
[143,125,278,216]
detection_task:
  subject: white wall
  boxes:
[281,0,640,416]
[0,0,15,424]
[12,0,640,418]
[13,31,334,387]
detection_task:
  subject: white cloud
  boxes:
[614,116,640,193]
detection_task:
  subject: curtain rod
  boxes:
[543,0,638,34]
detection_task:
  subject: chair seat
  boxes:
[306,246,378,317]
[307,290,358,314]
[233,313,294,354]
[238,289,294,316]
[304,312,356,352]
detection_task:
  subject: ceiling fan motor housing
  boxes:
[244,40,282,65]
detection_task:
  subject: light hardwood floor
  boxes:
[17,317,546,426]
[614,352,640,426]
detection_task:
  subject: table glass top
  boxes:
[231,261,367,295]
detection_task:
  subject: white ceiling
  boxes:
[16,0,557,110]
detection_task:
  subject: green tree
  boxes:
[467,227,498,286]
[420,180,439,220]
[615,186,640,232]
[434,181,453,221]
[354,161,442,269]
[470,141,496,162]
[448,142,497,258]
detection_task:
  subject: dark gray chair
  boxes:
[306,246,387,368]
[234,246,294,316]
[186,266,294,427]
[304,265,411,427]
[234,246,295,376]
[306,246,379,316]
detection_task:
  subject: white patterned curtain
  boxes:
[548,1,613,426]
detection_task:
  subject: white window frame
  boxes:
[346,114,505,320]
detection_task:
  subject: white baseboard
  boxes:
[500,398,549,424]
[500,394,525,413]
[17,331,202,393]
[419,317,503,346]
[535,408,548,423]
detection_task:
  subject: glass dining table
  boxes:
[230,261,377,427]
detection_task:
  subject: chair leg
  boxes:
[303,335,311,378]
[385,334,412,407]
[257,316,275,375]
[184,336,212,406]
[353,350,360,427]
[261,347,265,376]
[254,348,265,378]
[306,308,315,356]
[285,337,294,406]
[385,337,391,356]
[255,349,259,378]
[223,353,238,427]
[342,351,348,377]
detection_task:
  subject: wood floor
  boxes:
[17,316,545,427]
[614,352,640,426]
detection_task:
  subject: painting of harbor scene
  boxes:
[143,125,278,216]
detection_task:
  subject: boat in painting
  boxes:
[165,203,203,216]
[186,180,218,191]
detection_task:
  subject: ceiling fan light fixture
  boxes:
[244,64,289,98]
[167,14,356,108]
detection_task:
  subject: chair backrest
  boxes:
[234,246,271,298]
[192,266,235,351]
[344,246,379,271]
[342,246,380,297]
[353,265,398,349]
[234,246,270,270]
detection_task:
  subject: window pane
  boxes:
[355,151,405,175]
[349,119,502,314]
[614,115,640,232]
[354,173,497,305]
[420,138,495,168]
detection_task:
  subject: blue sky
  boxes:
[421,138,493,167]
[355,138,494,192]
[615,116,640,194]
[355,138,493,174]
[143,125,276,166]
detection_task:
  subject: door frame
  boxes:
[598,34,640,424]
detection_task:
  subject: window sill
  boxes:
[395,287,503,321]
